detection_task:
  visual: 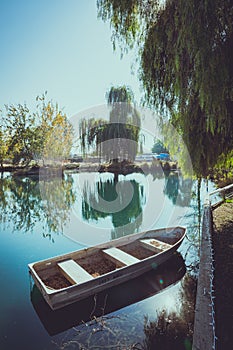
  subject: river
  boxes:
[0,170,216,349]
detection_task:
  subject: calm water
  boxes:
[0,171,215,350]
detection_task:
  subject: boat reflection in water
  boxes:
[30,252,186,336]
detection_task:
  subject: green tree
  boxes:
[35,93,74,165]
[2,93,74,166]
[4,103,40,165]
[79,86,141,163]
[79,117,106,158]
[0,125,9,168]
[213,150,233,180]
[97,0,233,177]
[102,85,141,162]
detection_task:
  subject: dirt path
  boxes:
[212,202,233,349]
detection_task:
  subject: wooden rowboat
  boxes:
[28,226,186,310]
[31,253,186,335]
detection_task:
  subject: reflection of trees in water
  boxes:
[0,174,76,240]
[39,174,76,234]
[164,172,193,207]
[82,178,145,238]
[143,273,196,350]
[111,211,143,239]
[0,176,42,230]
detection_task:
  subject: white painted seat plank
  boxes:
[140,238,172,251]
[103,247,139,265]
[58,259,93,285]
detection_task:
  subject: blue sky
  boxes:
[0,0,141,117]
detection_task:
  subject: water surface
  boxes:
[0,171,214,349]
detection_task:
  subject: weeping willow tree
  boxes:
[79,117,106,158]
[101,86,141,162]
[97,0,233,177]
[79,86,141,162]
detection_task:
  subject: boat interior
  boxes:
[32,233,179,290]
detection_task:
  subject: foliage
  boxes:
[151,139,168,154]
[97,0,233,177]
[3,104,40,165]
[79,86,141,162]
[215,150,233,176]
[213,150,233,180]
[106,85,134,104]
[104,86,141,162]
[36,94,74,164]
[79,117,107,157]
[0,125,8,168]
[0,93,73,166]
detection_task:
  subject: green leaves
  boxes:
[97,0,233,177]
[79,85,141,162]
[1,93,74,167]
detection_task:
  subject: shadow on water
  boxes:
[30,252,186,336]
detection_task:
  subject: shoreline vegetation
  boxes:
[1,160,232,188]
[0,159,178,177]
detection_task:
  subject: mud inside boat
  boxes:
[76,251,123,277]
[44,272,72,289]
[119,241,159,259]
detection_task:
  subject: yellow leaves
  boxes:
[52,112,65,127]
[42,115,73,163]
[1,94,74,166]
[34,96,74,164]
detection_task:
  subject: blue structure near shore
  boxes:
[154,153,170,161]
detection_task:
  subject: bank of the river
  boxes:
[212,201,233,349]
[0,160,178,176]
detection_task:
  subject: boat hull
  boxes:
[31,253,186,335]
[29,226,186,310]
